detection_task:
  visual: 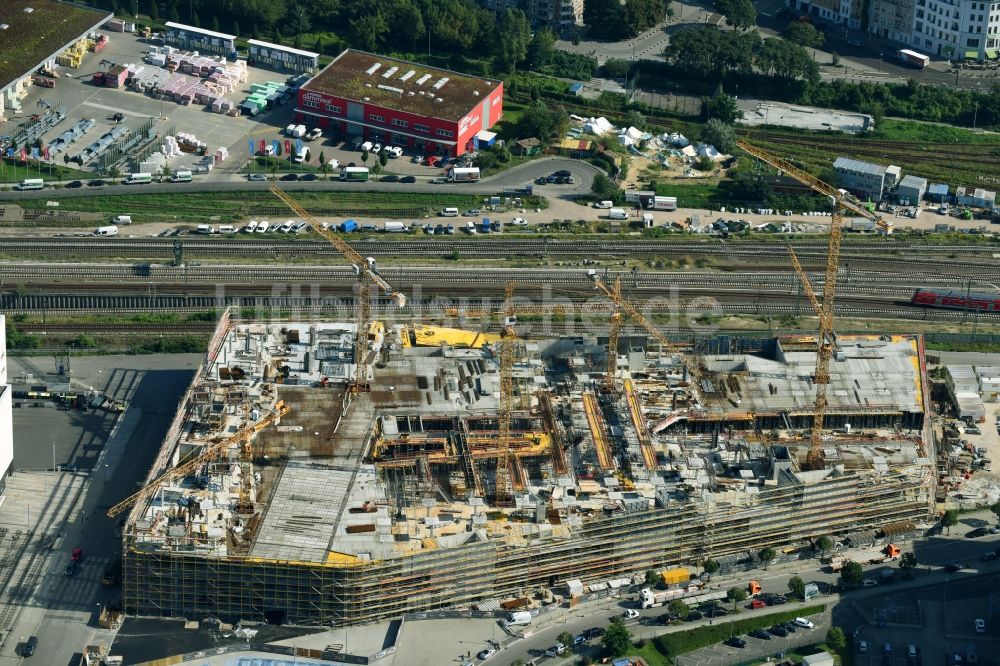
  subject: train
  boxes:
[911,288,1000,312]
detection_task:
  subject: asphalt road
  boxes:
[0,157,601,202]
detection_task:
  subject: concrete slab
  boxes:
[736,99,873,134]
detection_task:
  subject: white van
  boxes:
[293,147,309,163]
[16,178,44,191]
[594,200,613,209]
[440,207,459,217]
[607,208,629,220]
[94,225,118,236]
[219,225,236,234]
[256,220,270,233]
[112,215,132,225]
[285,123,297,136]
[507,611,532,626]
[124,172,152,185]
[196,224,215,234]
[170,169,193,183]
[245,220,258,233]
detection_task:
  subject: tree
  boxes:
[624,0,670,36]
[898,552,917,576]
[558,631,574,650]
[493,144,511,164]
[644,569,660,587]
[715,0,756,29]
[625,110,646,130]
[701,118,735,153]
[784,21,825,48]
[841,561,864,587]
[727,586,748,609]
[755,38,820,82]
[990,500,1000,524]
[349,13,387,51]
[318,152,326,169]
[361,149,370,164]
[371,161,383,175]
[826,626,847,650]
[601,617,632,657]
[602,58,630,79]
[703,558,720,575]
[495,9,531,71]
[816,535,834,554]
[473,151,498,170]
[591,172,620,201]
[149,0,159,22]
[788,575,806,601]
[702,93,742,123]
[942,509,959,535]
[379,150,389,168]
[526,28,557,70]
[584,0,625,39]
[668,599,689,620]
[286,4,311,36]
[515,101,566,140]
[211,16,221,32]
[758,547,776,570]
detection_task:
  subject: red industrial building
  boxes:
[295,49,503,157]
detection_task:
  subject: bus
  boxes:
[124,172,152,184]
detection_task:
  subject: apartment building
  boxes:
[788,0,864,30]
[477,0,584,32]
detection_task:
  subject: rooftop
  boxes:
[834,156,888,177]
[899,174,927,188]
[246,38,318,59]
[301,49,501,122]
[0,0,110,92]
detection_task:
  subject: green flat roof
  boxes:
[0,0,111,92]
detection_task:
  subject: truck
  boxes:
[897,49,930,69]
[480,217,492,234]
[88,391,125,413]
[828,543,900,571]
[638,583,706,609]
[338,219,358,233]
[449,167,481,182]
[650,196,677,211]
[503,184,534,195]
[340,166,369,182]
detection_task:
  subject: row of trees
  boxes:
[583,0,672,40]
[664,28,819,84]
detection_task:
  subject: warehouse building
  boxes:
[945,365,986,422]
[0,315,12,492]
[956,186,997,209]
[833,156,898,201]
[247,39,319,74]
[121,312,933,626]
[295,49,503,156]
[164,21,236,58]
[0,0,110,121]
[927,183,949,203]
[896,174,927,205]
[976,366,1000,402]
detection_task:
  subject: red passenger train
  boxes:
[911,288,1000,312]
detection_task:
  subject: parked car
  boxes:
[64,560,78,576]
[380,174,399,182]
[400,175,417,183]
[724,637,748,648]
[749,629,771,640]
[544,643,565,657]
[280,173,299,181]
[862,578,879,587]
[750,599,768,609]
[430,177,448,184]
[247,173,267,181]
[769,625,789,638]
[858,640,869,653]
[462,209,481,217]
[686,610,703,621]
[572,634,586,646]
[945,562,965,572]
[65,180,82,188]
[967,528,988,539]
[510,217,528,226]
[583,627,604,640]
[623,609,640,619]
[87,179,106,187]
[981,551,997,561]
[300,173,318,181]
[793,617,815,629]
[976,618,986,633]
[477,648,496,659]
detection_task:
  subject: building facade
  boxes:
[0,315,12,493]
[164,22,236,58]
[296,50,503,157]
[246,40,319,74]
[868,0,1000,59]
[896,174,928,204]
[477,0,585,32]
[788,0,864,29]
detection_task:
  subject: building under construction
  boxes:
[121,311,934,625]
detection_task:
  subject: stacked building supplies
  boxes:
[214,147,229,164]
[161,135,184,158]
[140,152,167,174]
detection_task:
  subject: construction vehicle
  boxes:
[88,391,125,413]
[748,580,762,596]
[736,140,891,470]
[638,583,707,609]
[827,543,900,571]
[106,401,289,518]
[269,184,405,392]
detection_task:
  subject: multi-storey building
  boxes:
[0,315,12,493]
[789,0,864,30]
[295,50,503,157]
[834,157,899,200]
[477,0,585,32]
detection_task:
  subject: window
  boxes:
[414,123,431,133]
[325,103,341,113]
[303,99,320,109]
[968,37,980,45]
[369,113,384,122]
[435,129,454,138]
[392,119,408,128]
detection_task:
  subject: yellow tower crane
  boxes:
[736,139,890,469]
[494,282,518,504]
[268,184,406,392]
[605,277,623,393]
[106,401,290,518]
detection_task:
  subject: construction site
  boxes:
[118,305,934,626]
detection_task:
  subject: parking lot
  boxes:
[673,612,831,666]
[1,32,303,177]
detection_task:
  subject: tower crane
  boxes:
[493,282,518,504]
[106,401,290,518]
[587,270,703,402]
[736,139,890,469]
[268,184,406,392]
[605,277,623,393]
